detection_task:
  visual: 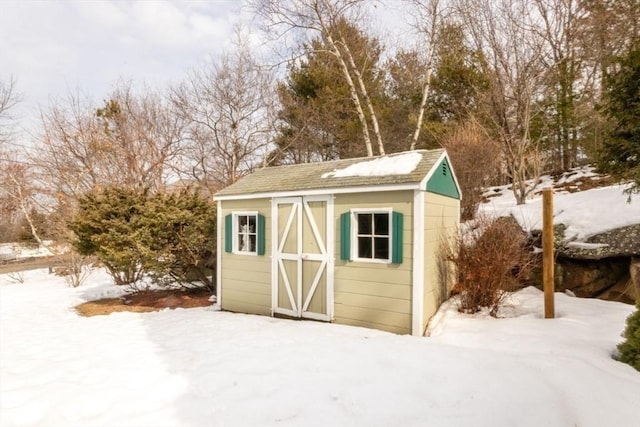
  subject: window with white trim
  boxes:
[340,208,403,264]
[224,211,266,256]
[355,211,390,261]
[235,213,257,254]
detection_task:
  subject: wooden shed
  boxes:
[214,149,461,336]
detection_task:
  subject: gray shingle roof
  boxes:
[215,149,445,198]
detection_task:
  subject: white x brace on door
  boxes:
[272,196,333,321]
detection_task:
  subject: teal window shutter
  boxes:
[340,212,351,261]
[224,214,233,253]
[392,212,403,264]
[257,214,266,255]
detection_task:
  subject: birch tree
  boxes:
[406,0,450,150]
[253,0,385,156]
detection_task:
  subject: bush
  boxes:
[444,215,536,316]
[68,188,147,285]
[617,303,640,371]
[141,190,216,290]
[68,187,216,289]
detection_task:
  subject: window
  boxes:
[340,209,403,264]
[224,212,266,256]
[236,214,257,253]
[356,212,390,261]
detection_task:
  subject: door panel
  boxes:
[302,260,326,315]
[277,259,298,313]
[274,196,331,321]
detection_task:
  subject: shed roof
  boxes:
[215,149,446,199]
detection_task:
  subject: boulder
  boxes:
[558,224,640,260]
[554,258,631,301]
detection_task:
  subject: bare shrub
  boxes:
[63,253,92,288]
[7,271,24,284]
[442,119,501,220]
[443,215,536,316]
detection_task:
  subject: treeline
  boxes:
[1,0,639,246]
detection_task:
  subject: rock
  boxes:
[558,224,640,260]
[631,257,640,303]
[554,258,630,299]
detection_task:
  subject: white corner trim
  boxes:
[326,195,335,321]
[412,190,425,336]
[215,199,222,310]
[270,199,278,316]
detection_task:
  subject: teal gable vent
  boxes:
[426,157,460,199]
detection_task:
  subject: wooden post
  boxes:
[542,188,555,319]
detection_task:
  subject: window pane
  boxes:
[358,236,372,258]
[374,213,389,236]
[374,237,389,260]
[248,215,256,233]
[238,215,248,228]
[238,234,248,252]
[249,235,256,252]
[357,213,372,235]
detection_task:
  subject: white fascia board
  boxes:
[214,183,420,201]
[412,190,425,336]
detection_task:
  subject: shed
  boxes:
[214,149,461,336]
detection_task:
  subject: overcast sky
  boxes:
[0,0,244,138]
[1,0,408,144]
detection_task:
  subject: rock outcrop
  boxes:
[552,224,640,304]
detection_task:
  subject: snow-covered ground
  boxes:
[481,168,639,241]
[0,241,57,260]
[1,268,638,427]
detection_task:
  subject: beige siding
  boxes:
[333,191,413,335]
[422,192,459,332]
[220,198,272,315]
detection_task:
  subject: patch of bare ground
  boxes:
[76,288,214,317]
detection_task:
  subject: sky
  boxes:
[0,0,410,145]
[0,0,244,137]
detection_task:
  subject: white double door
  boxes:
[273,196,333,321]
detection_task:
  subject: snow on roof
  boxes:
[321,152,423,178]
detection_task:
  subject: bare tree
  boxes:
[0,79,50,246]
[172,34,276,191]
[533,0,590,171]
[0,158,48,247]
[253,0,385,156]
[456,0,547,204]
[442,118,501,220]
[38,83,184,204]
[0,77,21,148]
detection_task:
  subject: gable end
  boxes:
[425,157,460,199]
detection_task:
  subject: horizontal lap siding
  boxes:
[423,192,459,333]
[333,191,413,334]
[220,198,272,315]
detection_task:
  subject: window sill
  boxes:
[231,251,258,257]
[351,257,392,265]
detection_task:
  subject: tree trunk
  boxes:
[339,35,385,155]
[323,33,374,157]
